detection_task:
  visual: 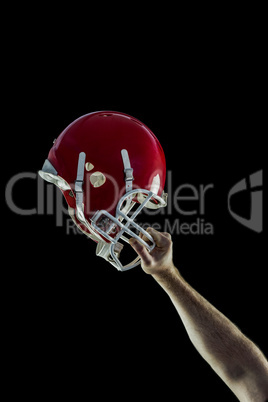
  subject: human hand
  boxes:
[129,227,175,276]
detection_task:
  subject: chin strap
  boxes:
[75,152,86,222]
[121,149,134,193]
[96,241,124,265]
[74,151,105,243]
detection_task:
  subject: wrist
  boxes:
[152,263,179,283]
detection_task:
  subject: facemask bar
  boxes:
[91,193,155,249]
[91,189,166,271]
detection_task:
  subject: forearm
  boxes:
[153,269,237,364]
[130,228,268,400]
[152,267,268,398]
[153,267,244,367]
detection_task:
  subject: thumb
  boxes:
[129,238,152,266]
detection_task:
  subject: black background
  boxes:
[3,12,266,401]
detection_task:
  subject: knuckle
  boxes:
[160,233,172,247]
[145,258,153,267]
[162,232,172,240]
[136,242,145,253]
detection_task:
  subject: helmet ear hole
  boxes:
[90,172,106,188]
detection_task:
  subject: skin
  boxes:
[129,228,268,401]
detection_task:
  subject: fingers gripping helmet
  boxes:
[39,111,167,271]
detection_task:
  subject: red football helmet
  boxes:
[39,111,167,271]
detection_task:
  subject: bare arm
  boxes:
[129,228,268,401]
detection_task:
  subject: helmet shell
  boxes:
[47,111,166,220]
